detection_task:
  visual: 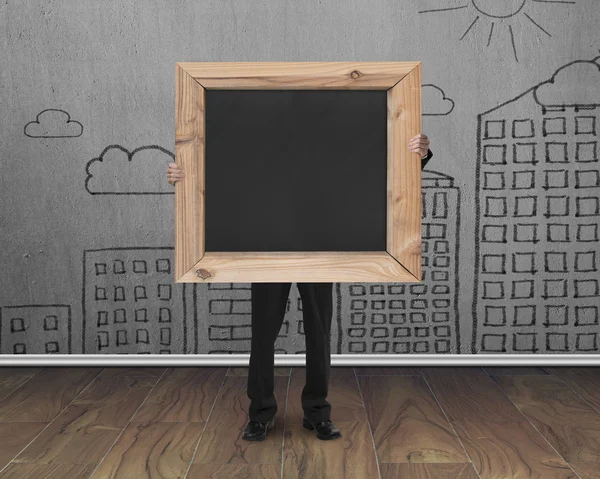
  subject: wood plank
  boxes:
[483,367,549,376]
[0,368,102,422]
[182,251,415,283]
[421,368,574,478]
[228,367,291,376]
[193,407,283,466]
[0,422,46,469]
[287,367,365,422]
[96,367,166,385]
[492,374,600,479]
[192,376,288,465]
[0,464,95,479]
[546,367,600,412]
[420,368,524,423]
[89,422,204,478]
[179,61,417,89]
[131,367,227,423]
[360,375,467,463]
[0,368,41,402]
[283,420,378,478]
[11,405,123,465]
[380,463,479,479]
[354,367,421,376]
[12,375,156,465]
[187,464,280,479]
[70,376,158,423]
[292,367,356,378]
[175,63,205,281]
[387,65,423,280]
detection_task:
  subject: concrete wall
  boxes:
[1,0,599,355]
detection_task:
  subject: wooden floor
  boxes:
[0,366,599,478]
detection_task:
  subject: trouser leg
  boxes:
[297,282,334,423]
[247,282,291,423]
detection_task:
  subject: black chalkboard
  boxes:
[204,89,388,252]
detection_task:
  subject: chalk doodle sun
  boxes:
[419,0,576,61]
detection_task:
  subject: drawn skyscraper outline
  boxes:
[473,57,600,353]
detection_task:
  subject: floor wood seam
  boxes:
[0,367,106,476]
[549,368,600,416]
[353,367,383,479]
[481,368,583,479]
[417,367,483,479]
[183,367,231,479]
[0,368,43,404]
[85,368,169,479]
[280,368,293,479]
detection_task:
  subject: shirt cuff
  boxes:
[421,149,433,169]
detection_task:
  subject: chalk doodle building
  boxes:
[474,57,600,353]
[196,282,340,354]
[82,247,189,353]
[339,170,461,354]
[0,305,72,354]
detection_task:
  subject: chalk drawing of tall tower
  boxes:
[339,170,461,354]
[474,57,600,353]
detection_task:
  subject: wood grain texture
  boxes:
[380,463,480,479]
[175,63,205,281]
[0,368,102,422]
[421,368,574,478]
[483,367,550,376]
[187,463,281,479]
[89,422,204,479]
[0,464,96,479]
[192,376,288,465]
[0,422,47,469]
[359,375,467,463]
[179,251,416,283]
[178,61,417,89]
[387,64,423,280]
[11,404,124,465]
[0,368,41,402]
[95,367,166,385]
[2,367,594,477]
[354,367,421,376]
[546,367,600,412]
[492,374,600,479]
[12,374,156,465]
[132,367,227,423]
[227,367,291,376]
[283,420,379,478]
[420,368,525,423]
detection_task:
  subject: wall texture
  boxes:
[1,0,599,355]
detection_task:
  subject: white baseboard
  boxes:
[0,354,599,366]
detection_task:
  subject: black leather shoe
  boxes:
[242,417,275,441]
[302,417,342,440]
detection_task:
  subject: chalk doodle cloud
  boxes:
[85,145,175,195]
[24,109,83,138]
[534,57,600,108]
[423,84,455,116]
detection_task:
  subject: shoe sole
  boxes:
[302,418,342,440]
[242,417,275,441]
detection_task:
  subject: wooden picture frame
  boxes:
[175,62,423,283]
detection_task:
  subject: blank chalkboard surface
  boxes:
[204,89,388,252]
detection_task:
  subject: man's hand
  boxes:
[408,133,430,159]
[167,162,185,185]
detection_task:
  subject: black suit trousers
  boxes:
[247,282,334,424]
